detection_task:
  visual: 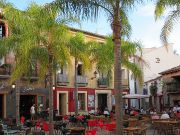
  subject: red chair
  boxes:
[63,115,69,121]
[88,120,97,129]
[86,128,97,135]
[104,123,116,134]
[97,121,105,130]
[42,122,49,132]
[20,116,25,125]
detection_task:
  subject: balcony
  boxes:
[0,64,11,79]
[57,74,69,86]
[97,78,109,88]
[21,70,38,81]
[77,75,88,87]
[163,78,180,93]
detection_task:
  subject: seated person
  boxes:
[103,107,110,117]
[175,110,180,117]
[160,111,170,119]
[151,114,160,120]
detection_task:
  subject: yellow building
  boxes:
[54,28,129,115]
[0,22,129,118]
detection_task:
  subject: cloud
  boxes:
[136,4,155,17]
[135,3,171,18]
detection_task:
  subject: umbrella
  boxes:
[122,94,150,99]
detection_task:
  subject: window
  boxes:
[155,58,160,63]
[37,96,44,106]
[0,25,2,38]
[77,64,83,75]
[0,57,4,66]
[121,69,125,79]
[57,65,64,74]
[78,93,85,111]
[0,23,5,38]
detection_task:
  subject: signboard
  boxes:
[88,95,95,107]
[112,95,115,105]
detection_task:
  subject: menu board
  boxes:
[88,95,95,107]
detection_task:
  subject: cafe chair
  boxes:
[86,128,97,135]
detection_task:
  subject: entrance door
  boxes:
[98,94,107,113]
[59,93,67,115]
[0,94,3,119]
[20,95,36,119]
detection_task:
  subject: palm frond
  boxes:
[160,9,180,46]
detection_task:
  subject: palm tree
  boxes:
[155,0,180,45]
[0,2,72,134]
[69,32,91,115]
[92,37,144,86]
[52,1,144,134]
[149,81,158,108]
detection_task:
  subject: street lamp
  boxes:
[52,85,55,91]
[91,71,99,80]
[12,83,16,89]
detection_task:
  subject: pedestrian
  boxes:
[38,104,43,118]
[30,104,36,121]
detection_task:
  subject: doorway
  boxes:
[20,95,36,119]
[59,93,67,115]
[0,94,3,119]
[98,94,107,113]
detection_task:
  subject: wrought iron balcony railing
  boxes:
[77,75,88,87]
[57,73,69,86]
[97,78,109,88]
[0,64,11,79]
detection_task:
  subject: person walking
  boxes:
[30,104,36,121]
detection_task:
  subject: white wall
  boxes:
[143,45,180,82]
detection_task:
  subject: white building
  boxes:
[143,45,180,83]
[129,45,180,110]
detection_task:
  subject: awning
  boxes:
[122,94,150,99]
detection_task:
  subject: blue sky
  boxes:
[8,0,180,53]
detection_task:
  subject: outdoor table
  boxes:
[153,120,179,135]
[3,129,19,135]
[123,127,141,134]
[154,120,180,124]
[68,127,85,135]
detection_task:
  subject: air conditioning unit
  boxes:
[0,57,5,66]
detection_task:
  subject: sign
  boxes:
[112,95,115,105]
[88,95,95,107]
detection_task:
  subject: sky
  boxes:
[7,0,180,53]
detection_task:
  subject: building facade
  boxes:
[0,20,129,118]
[129,45,180,110]
[159,65,180,108]
[54,28,130,115]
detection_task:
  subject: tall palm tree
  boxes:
[155,0,180,45]
[52,1,144,134]
[0,2,73,134]
[69,32,91,115]
[92,37,144,86]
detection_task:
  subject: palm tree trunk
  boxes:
[48,53,54,135]
[74,58,78,115]
[149,96,153,108]
[113,1,123,135]
[15,79,20,125]
[154,95,157,109]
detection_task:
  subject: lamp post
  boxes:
[52,85,55,91]
[12,82,20,125]
[90,71,99,114]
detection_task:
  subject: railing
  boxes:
[166,83,180,93]
[0,64,11,78]
[97,78,108,88]
[57,74,69,86]
[77,75,88,87]
[21,70,38,81]
[122,79,128,86]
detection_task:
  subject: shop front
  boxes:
[54,87,95,115]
